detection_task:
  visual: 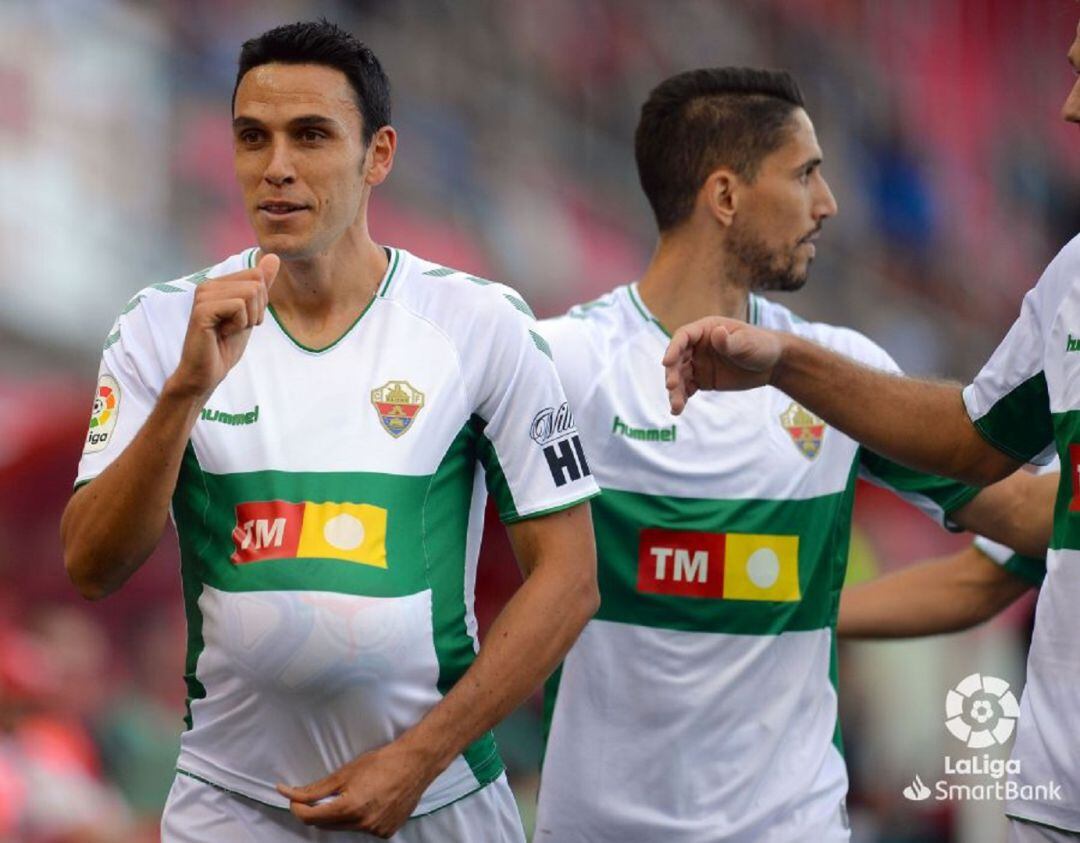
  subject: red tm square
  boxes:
[637,528,726,599]
[231,501,304,564]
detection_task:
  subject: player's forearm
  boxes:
[772,335,1016,485]
[949,472,1054,557]
[838,549,1029,638]
[61,380,205,599]
[394,547,599,779]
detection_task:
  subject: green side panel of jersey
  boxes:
[539,663,563,766]
[1053,410,1080,552]
[858,448,981,523]
[592,463,859,635]
[175,444,210,730]
[974,372,1053,463]
[475,419,520,522]
[425,418,503,784]
[830,632,843,754]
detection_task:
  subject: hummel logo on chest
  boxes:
[1068,334,1080,352]
[201,405,259,426]
[611,415,677,443]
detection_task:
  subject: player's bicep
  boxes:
[505,502,596,581]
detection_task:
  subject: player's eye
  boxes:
[298,129,326,143]
[238,130,264,145]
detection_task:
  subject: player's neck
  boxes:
[637,230,749,334]
[265,226,387,324]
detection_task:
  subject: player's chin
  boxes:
[254,232,314,261]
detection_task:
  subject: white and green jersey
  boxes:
[964,234,1080,833]
[535,284,980,843]
[75,247,598,815]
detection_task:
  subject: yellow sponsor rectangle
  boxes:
[297,502,388,568]
[722,533,800,602]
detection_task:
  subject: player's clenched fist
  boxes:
[662,316,785,414]
[167,253,280,400]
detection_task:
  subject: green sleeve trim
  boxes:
[859,449,981,523]
[500,490,600,524]
[971,371,1053,463]
[1000,553,1046,587]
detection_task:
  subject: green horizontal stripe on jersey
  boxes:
[592,466,858,635]
[973,372,1053,463]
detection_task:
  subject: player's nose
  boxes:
[814,174,838,220]
[264,136,297,185]
[1063,79,1080,124]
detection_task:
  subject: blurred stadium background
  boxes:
[1,0,1077,840]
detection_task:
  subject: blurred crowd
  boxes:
[1,1,1076,840]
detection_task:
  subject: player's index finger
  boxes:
[257,253,281,288]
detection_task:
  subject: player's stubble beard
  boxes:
[727,218,812,293]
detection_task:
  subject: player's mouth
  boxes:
[798,227,822,256]
[258,201,310,218]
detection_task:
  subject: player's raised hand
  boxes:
[277,740,432,838]
[662,316,784,414]
[168,253,280,399]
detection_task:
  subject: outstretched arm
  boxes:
[838,543,1036,639]
[662,318,1020,485]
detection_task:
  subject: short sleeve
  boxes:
[75,299,169,487]
[471,294,600,523]
[972,535,1046,587]
[963,259,1061,465]
[535,315,600,410]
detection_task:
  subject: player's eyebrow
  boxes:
[232,115,341,131]
[793,156,822,175]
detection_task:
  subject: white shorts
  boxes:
[161,772,525,843]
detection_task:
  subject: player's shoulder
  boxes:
[386,248,538,328]
[540,285,647,353]
[103,248,255,350]
[1031,231,1080,304]
[755,294,896,370]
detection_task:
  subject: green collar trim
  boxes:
[627,283,671,339]
[267,247,400,354]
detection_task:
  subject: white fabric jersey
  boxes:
[535,284,980,843]
[76,247,598,815]
[964,234,1080,833]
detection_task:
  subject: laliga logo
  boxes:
[945,673,1019,748]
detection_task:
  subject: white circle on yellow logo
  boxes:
[323,514,365,551]
[746,548,780,589]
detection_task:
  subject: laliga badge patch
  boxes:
[371,380,424,438]
[780,402,826,460]
[84,374,120,453]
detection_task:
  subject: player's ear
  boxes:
[362,125,396,186]
[700,168,738,228]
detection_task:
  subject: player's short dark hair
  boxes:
[233,20,391,145]
[635,67,805,231]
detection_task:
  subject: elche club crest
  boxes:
[780,402,826,460]
[371,380,424,438]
